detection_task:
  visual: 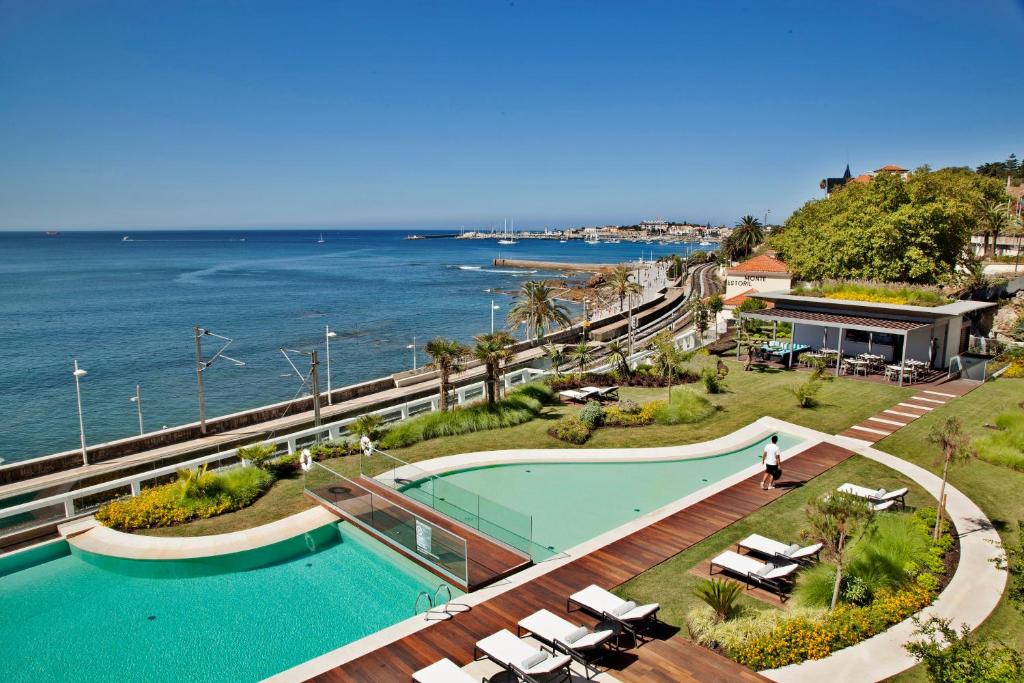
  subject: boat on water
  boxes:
[44,231,60,236]
[121,236,131,241]
[699,240,712,246]
[559,239,568,243]
[317,233,326,244]
[405,234,425,240]
[497,217,517,245]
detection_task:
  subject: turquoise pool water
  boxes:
[0,523,457,682]
[408,433,804,553]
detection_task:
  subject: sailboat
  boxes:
[317,233,326,244]
[497,217,517,245]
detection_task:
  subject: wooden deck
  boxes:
[837,378,978,443]
[310,442,856,683]
[310,476,532,591]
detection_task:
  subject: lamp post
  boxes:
[129,384,144,435]
[406,336,417,370]
[490,300,500,333]
[72,360,89,466]
[325,326,337,405]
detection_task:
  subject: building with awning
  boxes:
[735,293,997,385]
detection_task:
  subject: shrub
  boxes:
[975,409,1024,471]
[694,578,744,621]
[906,617,1024,682]
[237,442,277,470]
[791,280,951,307]
[379,382,552,449]
[617,399,641,415]
[652,391,716,425]
[701,368,726,394]
[308,439,358,460]
[687,605,825,653]
[789,374,823,408]
[96,465,274,531]
[349,413,384,441]
[580,400,604,429]
[549,415,591,444]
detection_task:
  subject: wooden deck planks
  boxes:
[310,441,855,683]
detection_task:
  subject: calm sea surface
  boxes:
[0,230,696,463]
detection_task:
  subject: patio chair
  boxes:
[412,658,478,683]
[710,550,799,599]
[737,533,823,565]
[518,609,615,678]
[580,385,619,403]
[557,388,598,404]
[838,483,908,509]
[567,585,660,645]
[474,629,572,682]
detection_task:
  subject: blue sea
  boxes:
[0,230,696,463]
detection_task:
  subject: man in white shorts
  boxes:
[761,435,782,490]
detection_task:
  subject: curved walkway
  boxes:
[761,439,1007,682]
[66,506,336,560]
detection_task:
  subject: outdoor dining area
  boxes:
[797,349,934,384]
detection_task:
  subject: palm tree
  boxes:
[424,337,468,411]
[506,280,572,342]
[650,330,692,401]
[568,341,596,374]
[473,331,515,404]
[606,339,631,377]
[978,200,1010,259]
[602,265,642,313]
[927,416,973,540]
[544,342,566,374]
[730,215,765,259]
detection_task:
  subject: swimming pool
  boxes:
[403,433,804,553]
[0,523,458,682]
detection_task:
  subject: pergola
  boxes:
[736,308,935,387]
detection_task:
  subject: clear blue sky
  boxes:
[1,1,1021,230]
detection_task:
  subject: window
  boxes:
[844,329,897,346]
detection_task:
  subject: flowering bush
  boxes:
[549,415,592,444]
[579,400,604,429]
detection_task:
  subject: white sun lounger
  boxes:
[567,585,660,644]
[838,483,908,509]
[412,658,476,683]
[579,385,619,400]
[737,534,822,564]
[558,388,599,404]
[474,629,572,682]
[710,550,799,599]
[518,609,615,677]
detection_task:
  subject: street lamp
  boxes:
[325,326,337,405]
[490,300,501,333]
[406,336,417,370]
[129,384,144,436]
[72,360,88,466]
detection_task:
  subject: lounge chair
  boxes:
[474,629,572,682]
[412,658,477,683]
[710,550,799,599]
[557,388,598,404]
[737,533,822,564]
[567,585,660,644]
[518,609,615,678]
[580,385,619,402]
[838,483,908,510]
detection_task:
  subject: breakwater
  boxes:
[492,258,619,272]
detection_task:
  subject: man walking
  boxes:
[761,435,782,490]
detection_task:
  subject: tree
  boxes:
[927,416,974,541]
[803,491,875,610]
[544,342,566,374]
[977,200,1010,259]
[976,152,1023,183]
[905,616,1024,682]
[473,331,515,403]
[424,337,468,411]
[349,413,384,442]
[650,329,692,401]
[603,264,642,313]
[568,341,596,373]
[693,578,744,622]
[952,255,993,299]
[770,167,1009,284]
[691,297,711,347]
[706,294,724,340]
[667,254,686,281]
[729,215,765,259]
[606,339,631,377]
[506,280,572,342]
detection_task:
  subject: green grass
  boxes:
[613,454,930,628]
[874,377,1024,683]
[139,361,912,537]
[791,279,951,307]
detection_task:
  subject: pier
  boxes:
[492,258,618,272]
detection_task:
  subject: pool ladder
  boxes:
[414,584,470,620]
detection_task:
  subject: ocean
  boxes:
[0,230,697,463]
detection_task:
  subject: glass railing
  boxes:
[303,462,469,587]
[360,448,558,561]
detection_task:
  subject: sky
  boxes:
[1,1,1021,230]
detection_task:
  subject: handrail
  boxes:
[414,590,433,615]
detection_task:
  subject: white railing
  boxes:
[0,367,548,540]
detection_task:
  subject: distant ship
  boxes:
[317,233,326,244]
[497,217,517,245]
[699,240,712,246]
[405,234,425,240]
[44,231,60,236]
[122,236,131,241]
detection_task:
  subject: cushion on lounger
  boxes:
[784,543,801,556]
[611,600,636,617]
[562,626,589,645]
[521,652,548,670]
[876,488,887,497]
[755,564,776,578]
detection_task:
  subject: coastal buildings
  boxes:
[820,163,910,195]
[722,253,792,307]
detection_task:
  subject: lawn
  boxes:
[141,360,913,537]
[875,377,1024,682]
[612,454,930,629]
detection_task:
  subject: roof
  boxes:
[875,164,908,173]
[850,174,872,184]
[739,308,928,334]
[723,289,756,306]
[727,254,790,275]
[757,293,997,317]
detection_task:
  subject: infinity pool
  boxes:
[406,433,804,553]
[0,523,457,682]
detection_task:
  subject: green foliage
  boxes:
[905,616,1024,683]
[236,442,277,470]
[735,297,767,313]
[791,279,951,307]
[701,368,726,394]
[380,383,552,449]
[96,465,274,531]
[506,280,572,341]
[771,167,1008,284]
[974,409,1024,471]
[579,400,604,429]
[687,605,826,653]
[803,491,877,610]
[349,413,384,441]
[652,390,715,425]
[693,578,744,621]
[976,152,1023,183]
[789,372,823,408]
[549,415,592,444]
